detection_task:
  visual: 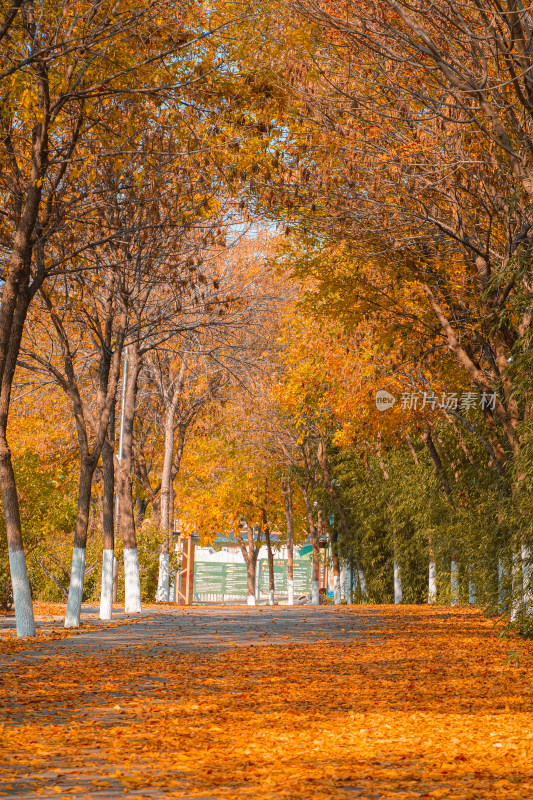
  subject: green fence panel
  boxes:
[194,556,312,599]
[258,558,311,594]
[193,562,248,595]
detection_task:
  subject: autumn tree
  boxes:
[1,0,248,634]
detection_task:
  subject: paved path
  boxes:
[0,604,155,633]
[0,604,388,800]
[2,606,531,800]
[17,604,378,655]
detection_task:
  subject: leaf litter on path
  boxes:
[0,606,532,799]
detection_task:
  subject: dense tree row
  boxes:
[3,0,533,635]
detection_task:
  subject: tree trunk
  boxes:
[340,561,350,603]
[237,523,257,605]
[133,443,159,522]
[135,496,148,525]
[428,535,437,603]
[0,292,36,636]
[498,558,506,611]
[117,345,142,613]
[64,458,94,628]
[450,557,460,606]
[123,520,141,613]
[301,483,320,605]
[47,289,126,630]
[169,571,177,602]
[372,449,402,605]
[119,445,141,613]
[264,515,275,606]
[468,563,476,605]
[152,495,161,526]
[0,427,35,636]
[331,528,341,604]
[112,556,119,602]
[317,439,366,592]
[159,403,176,543]
[99,411,115,620]
[282,478,294,605]
[0,85,49,636]
[309,519,320,604]
[422,426,453,503]
[247,556,256,605]
[357,565,368,602]
[169,482,175,534]
[393,543,402,605]
[511,544,521,621]
[156,361,185,602]
[522,543,533,615]
[156,537,170,602]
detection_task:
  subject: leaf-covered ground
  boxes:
[1,605,532,799]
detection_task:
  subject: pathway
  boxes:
[1,605,532,799]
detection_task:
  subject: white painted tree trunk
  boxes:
[468,577,476,605]
[522,544,533,615]
[333,574,341,605]
[498,558,506,610]
[112,555,118,602]
[169,573,176,602]
[269,589,275,606]
[358,567,367,602]
[450,559,459,606]
[247,593,256,606]
[99,548,114,620]
[340,562,347,602]
[156,552,169,601]
[64,547,86,628]
[124,547,142,612]
[8,549,36,637]
[394,561,402,604]
[341,563,353,603]
[511,550,522,621]
[311,579,320,605]
[287,578,294,606]
[255,558,260,602]
[428,560,437,603]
